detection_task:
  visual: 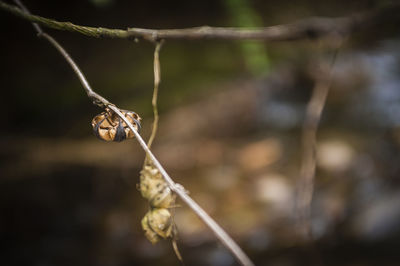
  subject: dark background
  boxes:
[1,0,400,265]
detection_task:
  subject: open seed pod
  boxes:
[141,208,173,244]
[91,109,141,142]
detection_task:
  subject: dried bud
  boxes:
[142,208,173,244]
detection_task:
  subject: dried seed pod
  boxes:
[91,109,141,142]
[142,208,173,244]
[140,165,175,209]
[141,214,160,244]
[140,163,177,245]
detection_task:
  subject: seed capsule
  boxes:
[142,208,173,244]
[140,165,175,209]
[91,109,141,142]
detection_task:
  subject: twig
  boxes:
[12,1,254,265]
[297,44,342,239]
[146,41,163,149]
[1,0,399,42]
[145,40,183,263]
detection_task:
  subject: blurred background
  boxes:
[1,0,400,265]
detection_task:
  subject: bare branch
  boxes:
[1,0,399,42]
[11,1,254,265]
[40,33,111,107]
[297,44,342,239]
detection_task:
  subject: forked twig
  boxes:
[13,1,254,265]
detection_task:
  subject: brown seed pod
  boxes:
[142,208,173,244]
[140,165,175,209]
[91,109,141,142]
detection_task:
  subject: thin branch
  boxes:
[297,44,342,239]
[41,33,111,107]
[1,0,399,42]
[146,41,163,149]
[12,1,254,266]
[145,40,183,262]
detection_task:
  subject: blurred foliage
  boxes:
[223,0,270,76]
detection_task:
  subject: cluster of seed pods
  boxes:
[139,162,176,244]
[92,109,174,243]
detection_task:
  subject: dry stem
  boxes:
[146,41,163,149]
[297,45,342,239]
